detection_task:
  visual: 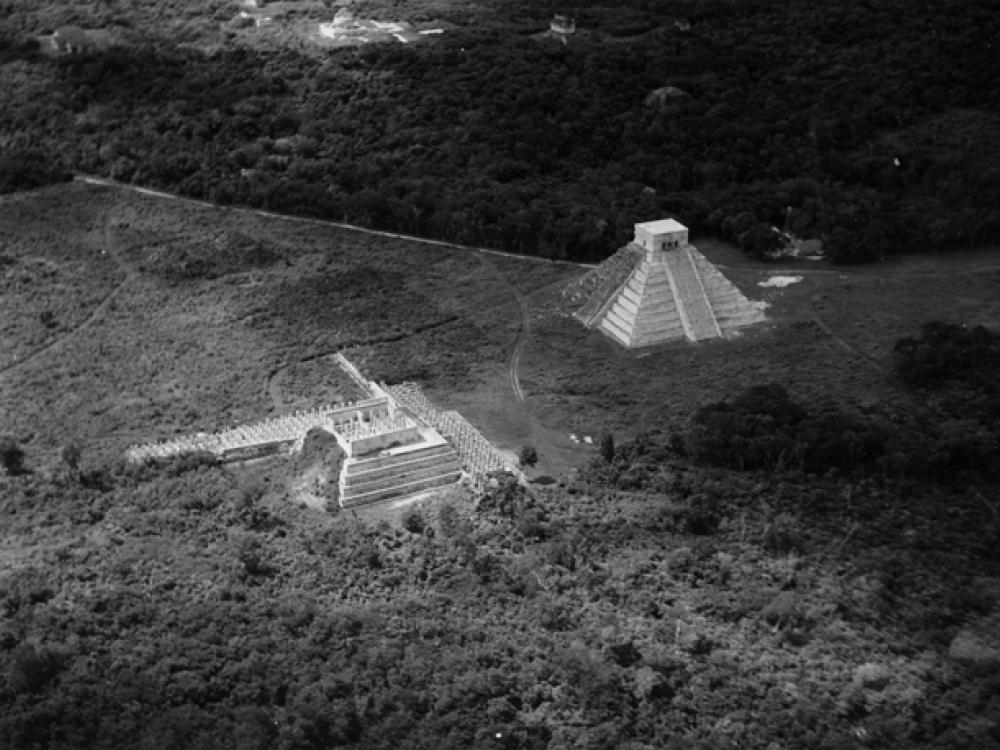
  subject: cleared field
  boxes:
[0,189,124,371]
[3,182,999,478]
[0,183,551,468]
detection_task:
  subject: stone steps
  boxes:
[569,244,642,322]
[664,249,722,340]
[340,470,462,508]
[598,256,688,346]
[342,448,457,484]
[690,254,767,331]
[599,315,633,346]
[343,456,462,494]
[343,442,453,473]
[339,443,462,507]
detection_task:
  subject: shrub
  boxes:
[599,431,615,463]
[894,321,1000,390]
[763,513,805,553]
[437,502,459,537]
[519,444,538,467]
[8,644,66,693]
[480,472,528,518]
[237,538,272,576]
[683,493,721,535]
[60,442,81,474]
[0,436,26,475]
[401,507,425,534]
[0,151,71,194]
[362,544,381,569]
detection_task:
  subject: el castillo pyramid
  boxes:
[564,219,766,347]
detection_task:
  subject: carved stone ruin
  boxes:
[567,219,767,347]
[125,355,516,507]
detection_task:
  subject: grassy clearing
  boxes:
[0,184,572,469]
[0,187,123,370]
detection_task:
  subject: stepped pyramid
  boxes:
[567,219,766,347]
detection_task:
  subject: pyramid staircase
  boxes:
[688,251,767,331]
[338,441,461,508]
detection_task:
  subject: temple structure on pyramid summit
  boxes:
[564,219,767,347]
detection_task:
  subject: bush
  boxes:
[894,321,1000,390]
[401,507,425,534]
[598,431,615,463]
[437,502,459,538]
[0,151,71,195]
[237,537,272,576]
[0,436,26,475]
[519,444,538,468]
[8,644,66,693]
[683,493,721,535]
[687,384,888,474]
[60,442,81,474]
[763,513,805,553]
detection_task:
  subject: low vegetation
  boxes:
[0,150,71,195]
[2,333,999,746]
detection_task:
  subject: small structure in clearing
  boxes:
[318,8,430,46]
[48,26,97,55]
[238,10,274,27]
[549,14,576,43]
[644,85,688,108]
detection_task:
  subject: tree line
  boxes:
[1,0,999,262]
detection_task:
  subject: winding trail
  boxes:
[0,212,134,379]
[509,286,529,402]
[808,309,887,373]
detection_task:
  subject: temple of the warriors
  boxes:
[127,355,514,508]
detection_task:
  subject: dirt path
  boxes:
[809,308,887,373]
[0,211,133,380]
[76,175,592,269]
[509,286,529,402]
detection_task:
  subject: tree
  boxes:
[0,436,25,475]
[599,431,615,463]
[402,507,425,534]
[235,481,266,528]
[518,444,538,468]
[60,441,81,481]
[739,221,785,259]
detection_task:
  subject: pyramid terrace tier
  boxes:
[577,233,766,348]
